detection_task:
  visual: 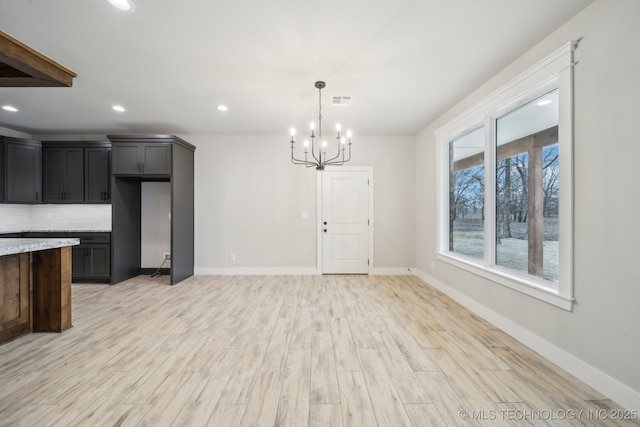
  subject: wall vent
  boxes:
[331,96,352,106]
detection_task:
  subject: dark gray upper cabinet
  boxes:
[43,147,84,203]
[42,141,112,204]
[85,147,111,203]
[1,137,42,204]
[112,142,171,176]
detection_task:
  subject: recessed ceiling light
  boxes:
[112,105,126,112]
[108,0,135,12]
[217,105,229,112]
[537,99,552,106]
[2,105,18,112]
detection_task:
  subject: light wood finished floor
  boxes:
[0,275,635,427]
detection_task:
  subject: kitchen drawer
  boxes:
[22,231,110,241]
[78,234,110,244]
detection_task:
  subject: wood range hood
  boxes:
[0,30,76,87]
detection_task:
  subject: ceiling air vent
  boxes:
[331,96,352,106]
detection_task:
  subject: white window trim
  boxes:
[435,41,577,311]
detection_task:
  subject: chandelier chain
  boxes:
[318,85,322,139]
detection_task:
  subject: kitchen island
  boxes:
[0,238,79,345]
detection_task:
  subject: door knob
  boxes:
[323,229,327,233]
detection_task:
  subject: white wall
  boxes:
[141,182,171,268]
[189,134,415,273]
[415,0,640,410]
[346,136,416,271]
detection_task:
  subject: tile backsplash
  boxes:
[0,204,111,233]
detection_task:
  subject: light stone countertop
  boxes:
[0,230,111,234]
[0,238,80,256]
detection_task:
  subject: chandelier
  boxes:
[290,81,352,171]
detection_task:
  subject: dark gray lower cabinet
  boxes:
[20,232,111,282]
[72,244,111,281]
[72,233,111,282]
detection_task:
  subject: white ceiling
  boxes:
[0,0,592,137]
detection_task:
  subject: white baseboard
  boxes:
[412,268,640,413]
[194,267,319,276]
[195,267,415,276]
[371,267,414,275]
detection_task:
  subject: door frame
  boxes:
[317,166,374,275]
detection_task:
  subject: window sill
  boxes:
[436,252,574,311]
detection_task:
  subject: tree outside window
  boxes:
[495,89,559,282]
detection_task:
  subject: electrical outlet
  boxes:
[164,253,171,261]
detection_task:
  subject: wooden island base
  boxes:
[32,246,72,333]
[0,253,30,343]
[0,239,77,345]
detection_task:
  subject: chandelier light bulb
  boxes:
[290,127,296,136]
[346,129,353,138]
[304,140,309,147]
[336,123,342,132]
[340,137,346,145]
[310,122,316,131]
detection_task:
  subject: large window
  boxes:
[436,42,576,310]
[496,89,559,282]
[449,127,485,260]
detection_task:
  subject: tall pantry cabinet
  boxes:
[108,135,195,285]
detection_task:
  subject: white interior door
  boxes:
[322,169,370,274]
